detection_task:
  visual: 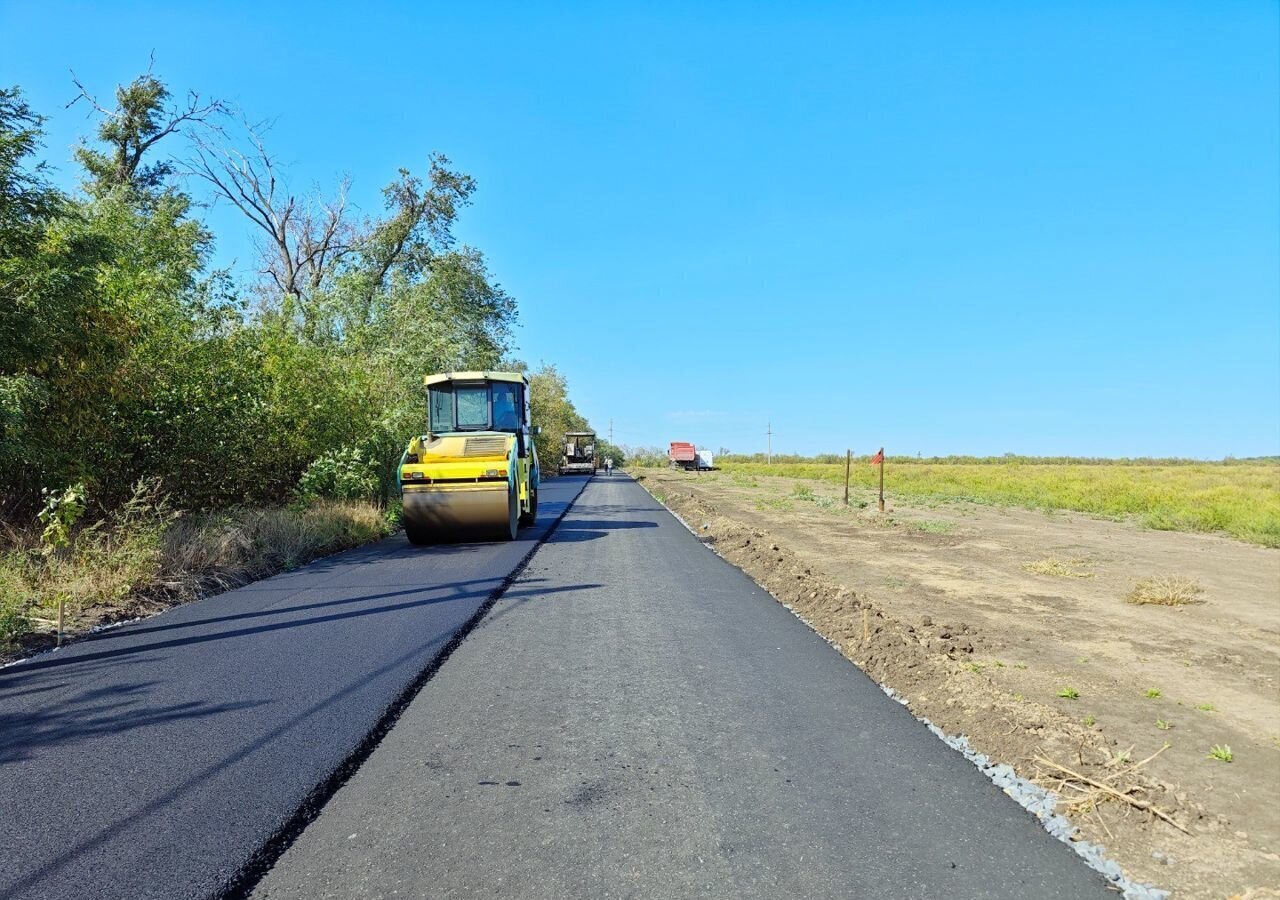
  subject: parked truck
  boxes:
[559,431,598,476]
[669,442,714,471]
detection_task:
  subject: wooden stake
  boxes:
[878,446,885,512]
[843,449,851,506]
[862,607,869,641]
[56,596,63,648]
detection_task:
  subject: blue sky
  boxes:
[4,1,1278,457]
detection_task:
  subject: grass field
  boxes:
[710,458,1280,547]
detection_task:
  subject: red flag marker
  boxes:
[873,447,885,511]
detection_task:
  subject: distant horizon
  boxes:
[619,446,1280,464]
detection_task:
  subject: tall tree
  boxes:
[189,119,476,339]
[0,86,111,500]
[70,65,223,200]
[524,364,591,470]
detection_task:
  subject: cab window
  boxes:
[492,384,520,431]
[455,386,489,428]
[429,387,454,432]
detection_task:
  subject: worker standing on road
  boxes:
[605,457,613,476]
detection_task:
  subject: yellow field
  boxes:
[715,460,1280,547]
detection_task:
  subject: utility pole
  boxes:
[767,422,772,465]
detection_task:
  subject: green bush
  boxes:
[0,80,519,514]
[297,447,381,503]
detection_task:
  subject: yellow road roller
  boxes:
[399,371,540,545]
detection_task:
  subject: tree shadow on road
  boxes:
[547,519,658,543]
[0,577,574,681]
[0,578,606,900]
[0,671,269,765]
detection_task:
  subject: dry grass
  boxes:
[1023,557,1095,578]
[1,493,389,657]
[1034,743,1187,834]
[158,501,388,597]
[1125,575,1206,606]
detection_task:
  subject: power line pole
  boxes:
[767,421,772,464]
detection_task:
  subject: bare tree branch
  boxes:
[68,63,228,192]
[185,117,355,321]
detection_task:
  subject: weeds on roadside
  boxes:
[1,488,389,656]
[1196,703,1216,713]
[1156,719,1174,730]
[1057,687,1080,700]
[1126,575,1205,606]
[0,564,33,652]
[1145,689,1162,699]
[912,519,954,534]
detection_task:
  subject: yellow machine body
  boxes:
[400,372,539,544]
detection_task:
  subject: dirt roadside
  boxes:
[636,468,1280,900]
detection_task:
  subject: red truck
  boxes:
[669,442,713,471]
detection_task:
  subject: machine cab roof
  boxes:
[425,371,529,435]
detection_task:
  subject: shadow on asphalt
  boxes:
[0,673,268,765]
[548,519,658,543]
[0,630,454,897]
[67,576,529,646]
[0,479,598,899]
[478,581,605,630]
[0,587,496,678]
[0,581,610,679]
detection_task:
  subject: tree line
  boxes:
[1,68,602,520]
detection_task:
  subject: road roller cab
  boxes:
[400,372,540,545]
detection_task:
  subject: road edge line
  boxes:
[218,476,592,900]
[630,474,1168,900]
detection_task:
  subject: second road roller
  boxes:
[399,371,540,545]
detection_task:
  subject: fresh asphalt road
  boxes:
[252,476,1112,900]
[0,477,587,900]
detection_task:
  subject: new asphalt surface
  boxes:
[250,475,1113,900]
[0,476,587,900]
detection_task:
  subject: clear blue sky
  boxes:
[5,1,1278,457]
